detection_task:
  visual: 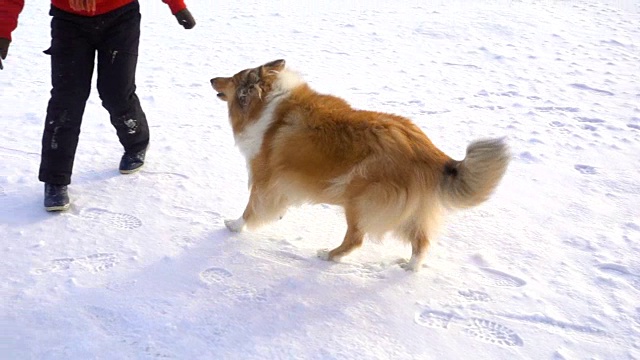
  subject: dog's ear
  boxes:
[246,69,260,84]
[260,59,285,76]
[265,59,285,71]
[236,69,263,108]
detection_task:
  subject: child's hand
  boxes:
[175,9,196,29]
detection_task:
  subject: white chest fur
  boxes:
[232,70,304,185]
[233,95,284,187]
[233,97,281,162]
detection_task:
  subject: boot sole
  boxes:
[119,164,144,174]
[45,203,70,212]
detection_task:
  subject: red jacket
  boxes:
[0,0,187,41]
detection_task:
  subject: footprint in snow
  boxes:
[596,263,640,291]
[200,267,233,285]
[75,253,119,273]
[170,234,198,248]
[562,235,596,252]
[255,248,387,279]
[458,289,491,302]
[32,257,75,274]
[81,208,142,230]
[167,205,195,218]
[32,253,119,274]
[415,309,455,329]
[222,285,268,303]
[463,318,524,347]
[415,308,523,347]
[321,262,387,279]
[478,267,527,288]
[84,306,171,357]
[574,164,597,175]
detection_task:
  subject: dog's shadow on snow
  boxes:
[58,224,417,354]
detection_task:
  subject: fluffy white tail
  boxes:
[440,138,510,209]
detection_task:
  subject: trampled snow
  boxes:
[1,1,639,359]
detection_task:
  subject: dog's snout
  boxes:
[210,77,228,100]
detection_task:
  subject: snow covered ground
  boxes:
[1,0,639,359]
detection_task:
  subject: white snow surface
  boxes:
[1,1,640,359]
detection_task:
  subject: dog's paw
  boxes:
[397,258,422,272]
[224,217,245,232]
[317,249,333,261]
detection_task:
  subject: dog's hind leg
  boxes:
[317,207,364,262]
[394,200,443,272]
[398,222,431,272]
[406,230,430,272]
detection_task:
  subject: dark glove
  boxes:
[175,9,196,29]
[0,38,10,70]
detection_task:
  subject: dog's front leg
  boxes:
[224,194,256,233]
[224,217,246,232]
[225,185,286,232]
[224,188,257,233]
[225,174,255,232]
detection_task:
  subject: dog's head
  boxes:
[210,59,287,114]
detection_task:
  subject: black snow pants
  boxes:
[39,1,149,185]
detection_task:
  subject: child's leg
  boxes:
[96,2,149,155]
[38,14,96,185]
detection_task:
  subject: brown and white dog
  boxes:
[210,59,510,272]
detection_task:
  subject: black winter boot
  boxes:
[44,183,70,212]
[119,147,146,174]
